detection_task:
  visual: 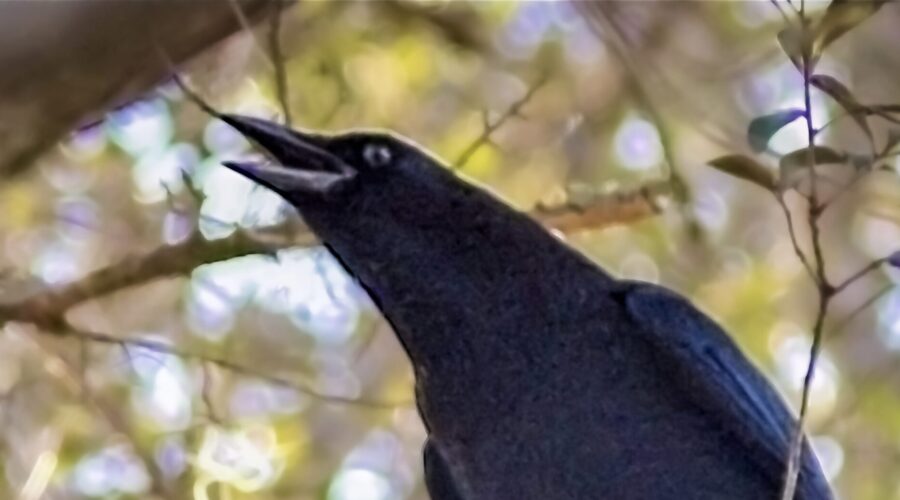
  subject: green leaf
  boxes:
[747,109,805,153]
[811,74,872,142]
[707,154,776,191]
[777,25,808,71]
[814,0,886,54]
[778,146,847,189]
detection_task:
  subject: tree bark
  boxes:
[0,0,278,178]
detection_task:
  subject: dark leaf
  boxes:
[777,25,808,71]
[779,146,847,189]
[870,104,900,114]
[846,153,874,171]
[811,74,872,142]
[867,104,900,125]
[748,109,806,153]
[889,251,900,268]
[707,155,776,191]
[814,0,886,54]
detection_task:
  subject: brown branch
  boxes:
[580,5,692,207]
[833,256,891,294]
[0,224,314,329]
[532,181,670,233]
[782,13,832,500]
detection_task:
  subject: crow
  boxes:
[220,114,832,500]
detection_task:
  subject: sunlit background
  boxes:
[1,1,899,499]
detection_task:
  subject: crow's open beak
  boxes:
[219,114,356,196]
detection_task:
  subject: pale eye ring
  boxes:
[363,144,392,168]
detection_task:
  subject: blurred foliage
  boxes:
[0,1,899,499]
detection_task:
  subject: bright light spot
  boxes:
[328,469,393,500]
[197,162,256,239]
[155,437,187,479]
[241,186,290,228]
[204,118,250,156]
[229,381,308,418]
[20,451,58,500]
[855,215,900,261]
[498,3,555,59]
[768,75,830,154]
[106,99,174,158]
[186,279,237,341]
[190,249,367,344]
[31,242,80,285]
[61,125,107,161]
[127,336,192,430]
[55,197,100,243]
[71,445,151,497]
[877,288,900,349]
[692,191,729,231]
[618,253,660,284]
[162,211,194,245]
[132,143,200,204]
[195,425,283,492]
[811,435,844,482]
[769,323,839,418]
[613,116,663,171]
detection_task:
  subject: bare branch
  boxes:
[453,74,548,171]
[833,256,891,294]
[0,224,315,330]
[268,6,292,127]
[61,325,405,410]
[776,195,818,284]
[532,181,670,233]
[580,5,692,207]
[829,284,894,341]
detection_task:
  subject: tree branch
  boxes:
[0,224,314,329]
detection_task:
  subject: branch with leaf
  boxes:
[707,1,898,498]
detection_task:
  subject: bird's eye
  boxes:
[362,144,392,168]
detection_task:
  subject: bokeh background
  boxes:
[1,1,899,499]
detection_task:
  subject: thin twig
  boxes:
[63,326,407,410]
[832,257,889,294]
[453,74,548,170]
[829,284,893,341]
[775,194,818,283]
[769,0,792,24]
[268,7,292,127]
[0,224,314,329]
[781,11,833,499]
[225,0,275,68]
[585,7,691,205]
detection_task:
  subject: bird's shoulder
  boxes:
[613,280,831,497]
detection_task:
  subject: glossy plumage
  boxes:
[222,115,832,500]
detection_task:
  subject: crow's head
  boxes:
[220,114,461,211]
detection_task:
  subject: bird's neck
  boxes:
[313,205,617,374]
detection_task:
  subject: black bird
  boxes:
[220,115,832,500]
